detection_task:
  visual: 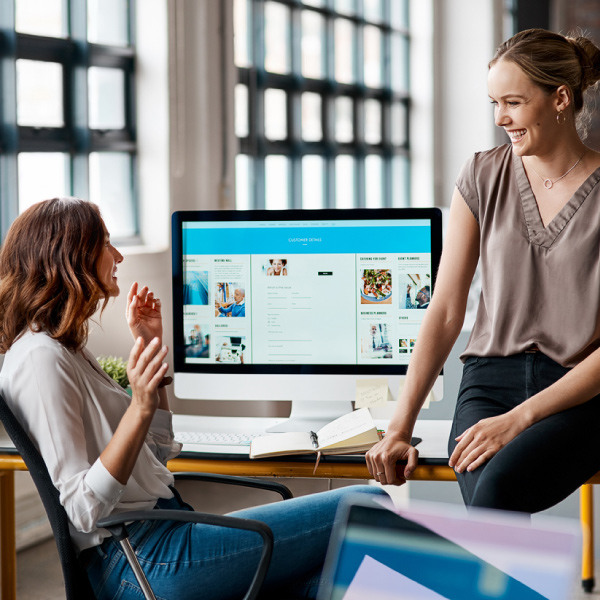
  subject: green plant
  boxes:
[97,355,129,389]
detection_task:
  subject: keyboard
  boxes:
[175,431,259,447]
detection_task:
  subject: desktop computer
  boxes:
[171,207,443,432]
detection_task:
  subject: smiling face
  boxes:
[488,59,565,158]
[271,259,284,273]
[97,226,124,298]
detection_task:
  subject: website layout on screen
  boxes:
[181,219,432,366]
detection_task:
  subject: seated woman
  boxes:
[0,198,386,600]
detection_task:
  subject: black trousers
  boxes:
[448,352,600,514]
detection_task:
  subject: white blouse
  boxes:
[0,330,182,551]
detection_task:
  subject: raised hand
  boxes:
[126,282,163,346]
[127,337,169,416]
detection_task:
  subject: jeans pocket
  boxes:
[461,355,486,377]
[109,579,168,600]
[110,579,167,600]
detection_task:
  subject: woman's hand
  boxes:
[366,433,419,486]
[449,412,526,473]
[100,337,169,484]
[127,282,163,346]
[127,337,169,417]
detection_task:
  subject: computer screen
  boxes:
[172,208,442,430]
[318,496,579,600]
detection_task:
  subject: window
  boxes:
[0,0,137,241]
[233,0,410,210]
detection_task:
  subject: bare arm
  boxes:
[102,281,171,483]
[365,189,480,484]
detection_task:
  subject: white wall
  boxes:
[431,0,498,207]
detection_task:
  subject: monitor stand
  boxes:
[266,400,354,433]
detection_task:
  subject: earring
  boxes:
[556,110,566,125]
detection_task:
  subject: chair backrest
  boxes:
[0,393,96,599]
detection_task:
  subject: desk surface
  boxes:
[170,415,452,465]
[0,415,452,466]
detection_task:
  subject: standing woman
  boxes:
[0,197,384,600]
[366,28,600,513]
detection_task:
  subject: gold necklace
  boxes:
[528,153,585,189]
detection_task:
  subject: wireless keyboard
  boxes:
[175,431,259,447]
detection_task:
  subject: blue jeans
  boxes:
[449,352,600,513]
[84,484,386,600]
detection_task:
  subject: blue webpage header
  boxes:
[182,223,432,255]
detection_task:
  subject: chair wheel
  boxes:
[582,578,595,593]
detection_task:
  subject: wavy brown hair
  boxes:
[0,197,111,352]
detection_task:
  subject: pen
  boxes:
[310,431,319,449]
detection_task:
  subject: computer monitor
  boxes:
[317,495,579,600]
[172,208,443,431]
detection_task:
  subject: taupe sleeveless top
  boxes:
[458,144,600,367]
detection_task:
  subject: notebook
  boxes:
[317,495,580,600]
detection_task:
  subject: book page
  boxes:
[317,408,377,450]
[249,431,313,458]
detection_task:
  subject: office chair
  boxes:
[0,392,292,600]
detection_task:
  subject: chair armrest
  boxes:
[172,472,293,500]
[97,510,273,600]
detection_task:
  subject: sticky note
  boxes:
[355,378,389,408]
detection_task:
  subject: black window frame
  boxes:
[0,0,138,241]
[235,0,410,210]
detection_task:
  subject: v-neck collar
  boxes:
[514,152,600,248]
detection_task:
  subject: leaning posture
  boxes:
[367,29,600,514]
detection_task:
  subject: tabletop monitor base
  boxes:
[266,400,354,433]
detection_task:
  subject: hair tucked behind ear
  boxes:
[490,28,600,138]
[0,197,110,353]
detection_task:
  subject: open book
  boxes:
[250,407,382,459]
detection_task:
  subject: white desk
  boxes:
[172,414,452,462]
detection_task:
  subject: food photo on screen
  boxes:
[360,269,392,304]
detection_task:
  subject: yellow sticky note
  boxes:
[355,378,389,408]
[422,390,432,410]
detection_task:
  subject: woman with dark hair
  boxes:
[266,258,287,276]
[0,197,385,600]
[367,28,600,514]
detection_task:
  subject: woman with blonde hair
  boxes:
[0,197,385,599]
[367,28,600,513]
